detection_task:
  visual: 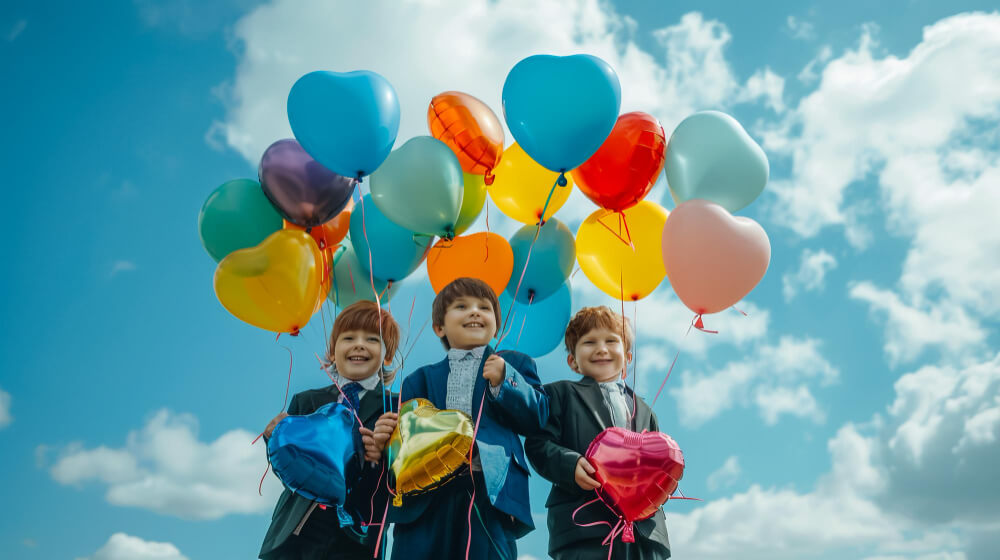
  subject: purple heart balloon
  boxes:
[259,139,357,228]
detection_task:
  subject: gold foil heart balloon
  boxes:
[388,398,474,506]
[213,229,323,334]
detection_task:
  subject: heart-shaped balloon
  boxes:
[428,91,504,181]
[259,139,356,228]
[268,401,356,505]
[502,54,621,172]
[287,70,400,178]
[507,218,575,303]
[661,199,770,316]
[665,111,769,213]
[350,194,430,282]
[198,178,283,262]
[426,232,513,296]
[213,229,322,334]
[499,280,572,358]
[370,136,464,237]
[328,243,400,308]
[388,398,475,505]
[586,428,685,542]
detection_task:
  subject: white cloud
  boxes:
[783,248,837,301]
[797,45,833,84]
[670,336,838,427]
[109,260,136,278]
[786,15,815,40]
[738,68,786,113]
[49,409,282,520]
[706,455,740,491]
[77,533,188,560]
[0,386,11,429]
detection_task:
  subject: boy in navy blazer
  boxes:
[367,277,549,559]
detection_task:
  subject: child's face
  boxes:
[568,327,632,383]
[432,296,497,350]
[333,329,384,381]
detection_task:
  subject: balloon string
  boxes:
[732,306,748,317]
[253,333,296,446]
[373,495,391,558]
[538,172,565,225]
[693,313,718,334]
[258,463,269,496]
[629,300,638,426]
[595,212,632,248]
[515,292,534,346]
[484,198,490,262]
[619,212,635,252]
[466,391,488,560]
[315,353,366,428]
[651,319,696,406]
[570,498,624,559]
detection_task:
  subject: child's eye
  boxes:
[367,337,380,343]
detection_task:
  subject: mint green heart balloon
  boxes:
[370,136,463,237]
[665,111,769,213]
[455,172,487,235]
[198,179,283,262]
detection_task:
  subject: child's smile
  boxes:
[434,296,498,349]
[334,329,385,380]
[568,327,632,382]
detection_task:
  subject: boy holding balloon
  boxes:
[525,306,670,559]
[369,277,549,560]
[258,301,401,560]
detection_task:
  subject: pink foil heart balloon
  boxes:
[585,428,685,542]
[661,198,770,316]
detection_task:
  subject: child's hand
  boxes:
[575,457,601,491]
[359,427,382,462]
[263,413,288,439]
[372,412,399,451]
[483,355,506,387]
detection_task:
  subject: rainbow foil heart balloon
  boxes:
[267,401,356,506]
[388,398,474,506]
[585,428,685,543]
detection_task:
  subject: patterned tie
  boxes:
[604,382,630,428]
[341,382,363,411]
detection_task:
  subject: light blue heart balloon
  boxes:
[287,70,400,179]
[370,136,464,238]
[349,194,429,282]
[502,54,621,172]
[328,243,400,308]
[665,111,769,213]
[507,218,576,303]
[499,281,572,358]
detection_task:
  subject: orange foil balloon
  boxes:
[388,398,475,506]
[214,229,323,334]
[573,112,666,212]
[428,91,504,183]
[427,232,513,296]
[283,199,353,250]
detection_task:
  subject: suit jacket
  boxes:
[524,377,670,557]
[389,347,548,538]
[259,384,396,559]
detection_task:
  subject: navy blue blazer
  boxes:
[390,346,548,538]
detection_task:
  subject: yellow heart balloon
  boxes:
[214,229,323,334]
[388,398,474,506]
[487,142,574,224]
[576,201,669,301]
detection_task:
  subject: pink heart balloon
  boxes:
[585,428,685,542]
[661,199,770,316]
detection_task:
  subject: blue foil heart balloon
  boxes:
[267,401,356,505]
[287,70,400,179]
[502,54,621,172]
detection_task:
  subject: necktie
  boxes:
[341,382,363,411]
[605,383,630,428]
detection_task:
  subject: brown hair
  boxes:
[564,306,634,355]
[325,300,401,366]
[431,277,501,349]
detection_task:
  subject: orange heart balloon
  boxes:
[426,232,513,296]
[388,398,475,506]
[428,91,504,183]
[214,229,323,334]
[283,198,353,250]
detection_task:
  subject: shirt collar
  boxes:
[328,366,382,392]
[447,345,486,362]
[599,378,626,392]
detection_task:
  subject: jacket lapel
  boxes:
[358,385,386,426]
[572,377,613,432]
[624,385,652,432]
[424,356,451,407]
[471,346,493,420]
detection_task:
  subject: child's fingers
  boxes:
[580,458,596,474]
[358,427,375,437]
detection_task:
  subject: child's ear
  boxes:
[567,354,580,373]
[432,324,446,338]
[625,350,633,364]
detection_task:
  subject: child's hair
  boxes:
[564,306,634,355]
[325,300,401,368]
[431,277,501,350]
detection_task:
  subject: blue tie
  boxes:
[342,382,363,411]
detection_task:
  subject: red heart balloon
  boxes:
[585,428,685,542]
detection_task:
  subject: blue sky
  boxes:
[2,1,999,559]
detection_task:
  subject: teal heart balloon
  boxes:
[287,70,400,179]
[507,218,575,303]
[499,280,572,358]
[328,243,401,308]
[665,111,769,213]
[198,178,283,262]
[350,194,429,282]
[370,136,464,238]
[502,54,621,172]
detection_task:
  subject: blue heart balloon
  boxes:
[328,243,401,308]
[267,401,355,505]
[507,218,575,303]
[665,111,769,213]
[502,55,621,172]
[287,70,400,179]
[350,194,430,282]
[499,281,572,358]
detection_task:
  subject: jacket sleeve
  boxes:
[485,352,549,436]
[400,368,427,402]
[524,384,580,491]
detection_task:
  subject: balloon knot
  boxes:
[289,328,301,337]
[484,170,495,186]
[557,172,568,187]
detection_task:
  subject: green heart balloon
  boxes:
[665,111,769,213]
[370,136,463,238]
[455,172,487,235]
[198,179,283,262]
[328,243,400,308]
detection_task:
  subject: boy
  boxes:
[259,300,401,560]
[524,306,670,559]
[370,277,549,560]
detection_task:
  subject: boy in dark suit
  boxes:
[525,306,670,560]
[368,277,549,560]
[258,301,401,560]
